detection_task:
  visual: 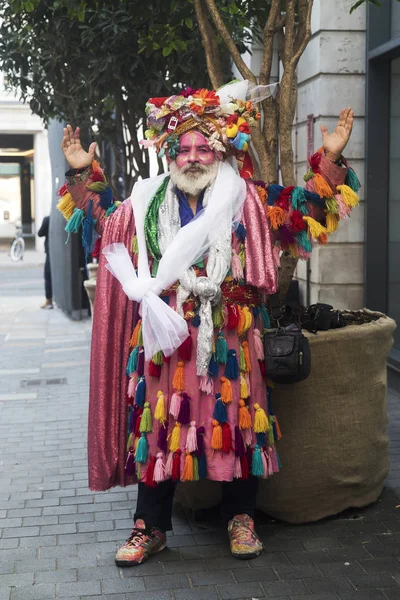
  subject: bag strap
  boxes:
[269,292,283,321]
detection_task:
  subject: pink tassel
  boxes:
[270,446,279,473]
[186,421,198,453]
[273,245,281,269]
[127,376,137,399]
[154,452,166,483]
[335,194,351,219]
[165,452,174,478]
[253,329,264,360]
[243,427,253,447]
[231,250,244,281]
[169,393,181,420]
[261,450,268,479]
[199,375,214,395]
[234,456,242,479]
[265,449,273,477]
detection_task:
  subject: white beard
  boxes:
[169,160,219,196]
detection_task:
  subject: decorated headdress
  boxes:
[141,80,277,178]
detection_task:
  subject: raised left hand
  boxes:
[321,107,354,162]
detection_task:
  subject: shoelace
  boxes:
[231,520,255,543]
[126,527,151,547]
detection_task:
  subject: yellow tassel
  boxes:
[129,319,142,348]
[237,307,246,336]
[56,192,76,221]
[241,341,252,373]
[154,391,166,423]
[326,213,339,233]
[313,173,333,198]
[267,205,286,230]
[243,307,252,335]
[240,374,249,399]
[126,433,133,451]
[254,403,270,433]
[134,436,139,450]
[221,377,233,404]
[239,399,252,429]
[337,184,359,208]
[211,419,222,450]
[169,422,181,452]
[172,361,185,392]
[182,453,194,481]
[303,216,327,239]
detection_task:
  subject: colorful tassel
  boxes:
[198,453,207,479]
[125,450,135,476]
[152,351,163,366]
[335,194,351,219]
[231,250,244,281]
[211,419,222,450]
[199,375,214,395]
[256,432,267,446]
[313,173,333,198]
[239,343,246,372]
[345,167,361,193]
[182,453,194,481]
[64,208,85,242]
[178,392,191,425]
[186,421,198,453]
[213,395,228,423]
[165,451,174,478]
[254,403,269,433]
[241,341,251,372]
[234,425,246,457]
[240,454,249,480]
[172,361,185,391]
[220,376,233,404]
[225,349,239,380]
[253,329,264,360]
[127,375,137,398]
[326,213,339,233]
[195,426,205,457]
[154,391,166,424]
[172,449,182,481]
[208,354,219,378]
[193,456,199,481]
[154,452,166,483]
[81,200,96,259]
[169,393,181,420]
[145,455,157,487]
[56,192,76,221]
[227,305,239,330]
[216,332,228,364]
[126,347,139,376]
[261,449,269,478]
[337,184,359,208]
[157,421,168,452]
[139,402,153,433]
[234,456,242,479]
[222,422,232,453]
[236,222,247,242]
[137,348,145,376]
[192,313,201,327]
[238,307,252,336]
[267,205,285,229]
[129,320,142,348]
[126,433,133,452]
[135,377,146,408]
[252,445,265,477]
[291,187,307,211]
[240,374,249,399]
[169,422,181,452]
[303,216,327,239]
[212,303,225,329]
[325,197,339,214]
[135,433,148,463]
[178,333,192,361]
[260,304,270,329]
[239,399,252,430]
[134,408,143,438]
[149,359,162,378]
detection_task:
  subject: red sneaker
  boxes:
[228,514,264,560]
[115,519,167,567]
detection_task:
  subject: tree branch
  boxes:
[194,0,225,89]
[204,0,256,83]
[291,0,314,66]
[259,0,281,86]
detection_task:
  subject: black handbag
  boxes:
[264,323,311,384]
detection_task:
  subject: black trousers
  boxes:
[44,254,52,300]
[134,477,259,532]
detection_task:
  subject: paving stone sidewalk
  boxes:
[0,261,400,600]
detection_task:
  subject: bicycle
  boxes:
[10,222,25,262]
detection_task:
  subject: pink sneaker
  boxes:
[228,514,264,560]
[115,519,167,567]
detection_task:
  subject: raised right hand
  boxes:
[61,124,98,170]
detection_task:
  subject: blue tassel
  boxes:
[126,346,139,376]
[216,332,228,364]
[98,186,113,209]
[127,407,133,434]
[345,167,361,193]
[65,208,85,243]
[135,376,146,408]
[304,189,324,207]
[260,304,271,329]
[251,445,264,477]
[266,184,284,206]
[272,420,278,442]
[236,223,247,242]
[105,203,117,217]
[160,295,170,305]
[208,354,219,378]
[82,199,96,259]
[198,453,207,479]
[136,433,148,463]
[225,349,239,380]
[213,395,228,423]
[256,432,267,446]
[252,306,260,320]
[192,313,201,328]
[291,187,307,211]
[295,231,312,253]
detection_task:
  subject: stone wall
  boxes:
[294,0,366,309]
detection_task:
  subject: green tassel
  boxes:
[251,445,264,477]
[268,426,275,446]
[86,181,107,192]
[195,259,205,268]
[260,304,271,329]
[65,208,85,242]
[152,351,163,366]
[212,303,224,329]
[345,167,361,193]
[105,203,117,217]
[325,197,339,214]
[136,433,148,463]
[126,346,139,375]
[131,235,139,255]
[193,456,199,481]
[239,344,246,372]
[216,332,228,364]
[139,402,153,433]
[138,325,143,347]
[295,231,312,253]
[303,168,314,182]
[291,187,306,211]
[238,244,245,269]
[152,259,159,277]
[126,433,133,452]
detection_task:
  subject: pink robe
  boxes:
[65,156,349,491]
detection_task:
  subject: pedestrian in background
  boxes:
[38,215,53,309]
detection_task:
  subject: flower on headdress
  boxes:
[207,131,226,153]
[190,89,220,115]
[238,122,250,135]
[165,95,188,111]
[166,135,180,160]
[216,102,238,117]
[181,86,195,98]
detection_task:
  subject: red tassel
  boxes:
[276,185,295,211]
[178,333,192,361]
[91,170,105,183]
[145,455,157,487]
[240,455,249,480]
[291,209,307,233]
[258,359,267,377]
[58,183,68,196]
[172,449,182,481]
[310,151,322,173]
[222,423,232,453]
[134,408,143,437]
[148,360,162,378]
[163,355,171,364]
[227,304,240,330]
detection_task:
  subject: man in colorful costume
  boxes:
[60,80,358,566]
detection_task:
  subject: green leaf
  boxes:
[184,17,193,28]
[162,45,172,57]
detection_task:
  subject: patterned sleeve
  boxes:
[56,160,121,259]
[256,149,360,260]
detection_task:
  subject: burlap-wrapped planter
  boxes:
[176,311,396,523]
